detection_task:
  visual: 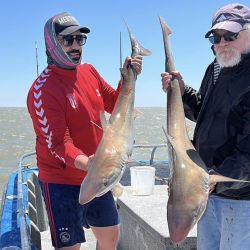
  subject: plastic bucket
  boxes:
[130,166,155,195]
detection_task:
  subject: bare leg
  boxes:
[91,225,120,250]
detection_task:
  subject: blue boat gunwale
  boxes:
[0,152,37,250]
[0,182,8,224]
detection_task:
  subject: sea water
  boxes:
[0,107,170,201]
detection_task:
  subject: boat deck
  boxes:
[117,185,197,250]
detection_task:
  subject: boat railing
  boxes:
[17,151,36,250]
[15,144,166,249]
[0,182,7,228]
[132,143,167,165]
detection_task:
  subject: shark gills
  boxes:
[79,25,151,205]
[159,16,250,245]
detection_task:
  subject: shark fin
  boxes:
[136,40,152,56]
[209,174,250,185]
[162,126,175,146]
[100,112,109,130]
[133,108,143,119]
[111,182,124,197]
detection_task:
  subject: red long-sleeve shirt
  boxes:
[27,64,120,185]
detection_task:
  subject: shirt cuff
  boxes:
[65,142,85,168]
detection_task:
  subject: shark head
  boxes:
[79,157,126,205]
[167,187,208,245]
[79,175,103,204]
[166,168,208,244]
[165,147,210,244]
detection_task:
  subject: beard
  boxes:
[67,50,82,63]
[215,47,241,68]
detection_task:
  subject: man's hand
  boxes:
[123,55,143,75]
[74,154,94,171]
[161,71,185,95]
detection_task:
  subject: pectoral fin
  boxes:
[111,182,124,197]
[100,111,109,131]
[209,174,250,185]
[133,108,143,119]
[162,126,174,144]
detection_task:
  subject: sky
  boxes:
[1,1,249,107]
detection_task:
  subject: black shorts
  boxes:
[39,182,119,248]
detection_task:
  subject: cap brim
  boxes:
[205,21,243,38]
[58,25,90,35]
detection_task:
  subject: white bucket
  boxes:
[130,166,155,195]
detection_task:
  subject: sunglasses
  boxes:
[58,34,87,47]
[208,31,240,45]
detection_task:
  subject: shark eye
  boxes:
[103,179,108,187]
[193,211,198,219]
[192,207,200,219]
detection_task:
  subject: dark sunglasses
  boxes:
[58,34,87,47]
[208,31,240,45]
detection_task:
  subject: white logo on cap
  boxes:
[217,14,227,22]
[58,15,76,24]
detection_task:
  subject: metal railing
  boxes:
[132,143,167,165]
[17,151,36,250]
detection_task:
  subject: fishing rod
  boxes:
[35,41,39,77]
[120,31,122,71]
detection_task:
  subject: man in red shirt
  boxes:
[27,12,142,250]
